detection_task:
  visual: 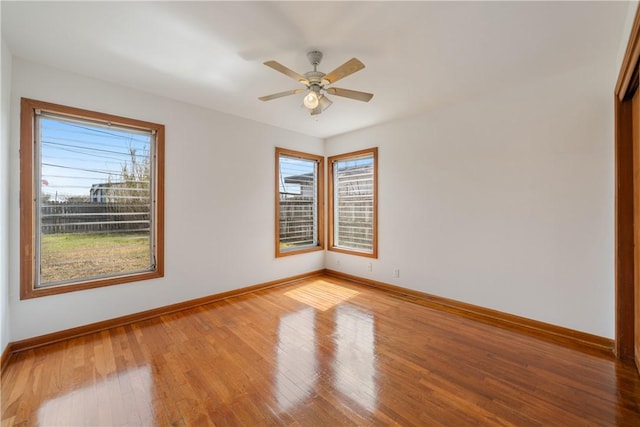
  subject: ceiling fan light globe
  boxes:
[303,91,319,109]
[319,95,333,111]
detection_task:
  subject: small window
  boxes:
[20,98,164,299]
[275,148,324,257]
[328,148,378,258]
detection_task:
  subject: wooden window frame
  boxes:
[20,98,165,299]
[275,147,324,257]
[328,147,378,258]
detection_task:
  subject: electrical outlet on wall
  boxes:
[392,268,400,278]
[367,262,372,272]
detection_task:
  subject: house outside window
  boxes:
[276,148,324,257]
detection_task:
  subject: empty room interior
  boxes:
[2,1,640,425]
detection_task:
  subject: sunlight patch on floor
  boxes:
[284,280,360,311]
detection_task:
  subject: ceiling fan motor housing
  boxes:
[305,71,326,86]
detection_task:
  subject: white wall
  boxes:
[1,39,12,353]
[8,58,324,341]
[4,32,625,343]
[326,59,616,338]
[616,2,639,75]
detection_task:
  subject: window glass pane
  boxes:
[278,154,318,251]
[37,114,154,287]
[334,154,374,253]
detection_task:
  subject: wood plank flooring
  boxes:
[2,276,640,426]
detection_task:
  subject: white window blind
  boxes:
[35,111,155,287]
[333,153,375,253]
[278,153,319,251]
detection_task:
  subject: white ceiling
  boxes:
[1,1,631,139]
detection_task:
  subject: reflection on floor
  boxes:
[38,366,152,426]
[334,304,376,411]
[276,307,317,410]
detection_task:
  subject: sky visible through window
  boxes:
[39,117,151,201]
[335,157,371,171]
[279,156,314,196]
[279,157,370,193]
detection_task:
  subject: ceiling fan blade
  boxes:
[326,87,374,102]
[259,88,304,101]
[263,60,309,85]
[323,58,365,84]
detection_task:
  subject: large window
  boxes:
[20,98,164,299]
[328,148,378,258]
[275,148,324,257]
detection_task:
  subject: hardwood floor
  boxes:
[2,275,640,426]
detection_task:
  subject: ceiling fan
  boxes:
[258,51,374,116]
